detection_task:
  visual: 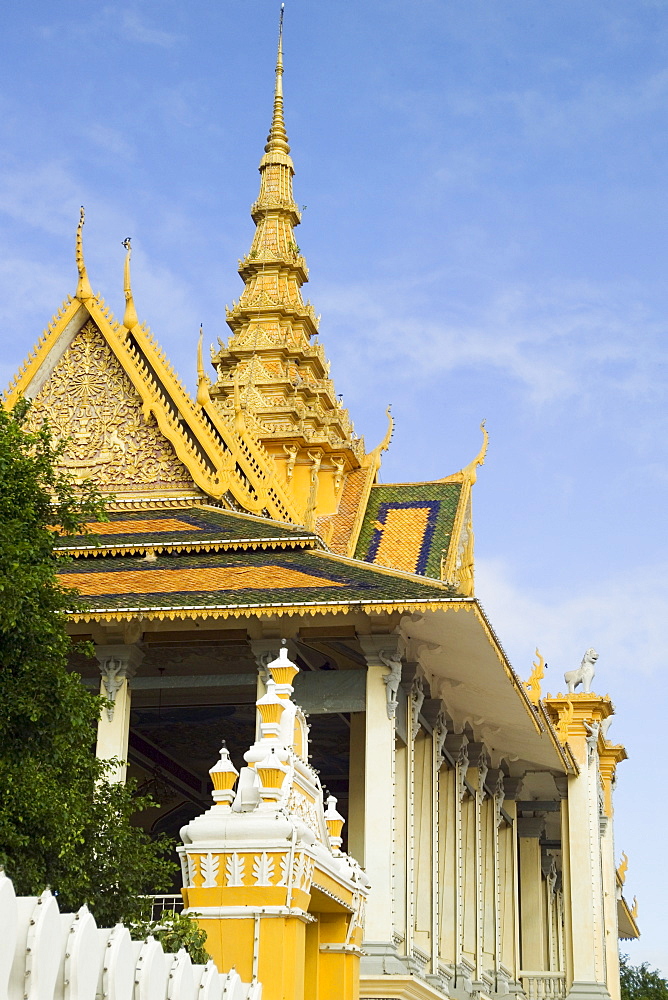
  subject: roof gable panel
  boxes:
[354,481,462,579]
[24,317,197,497]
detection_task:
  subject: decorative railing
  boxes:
[520,972,567,1000]
[151,893,185,919]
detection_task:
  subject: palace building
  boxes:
[3,11,638,1000]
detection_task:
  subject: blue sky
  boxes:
[1,0,666,971]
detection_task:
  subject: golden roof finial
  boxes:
[524,648,547,706]
[122,237,139,331]
[461,420,489,485]
[555,696,574,743]
[617,851,629,885]
[75,206,93,300]
[197,324,212,405]
[265,4,290,155]
[370,406,394,462]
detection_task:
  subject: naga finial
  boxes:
[617,851,628,885]
[373,406,394,454]
[524,648,547,706]
[460,420,489,485]
[122,237,139,331]
[368,405,394,474]
[75,206,93,300]
[555,697,574,743]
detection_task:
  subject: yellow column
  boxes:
[500,788,521,984]
[438,761,457,970]
[95,644,143,783]
[347,712,366,865]
[599,743,626,1000]
[545,695,616,1000]
[518,817,546,972]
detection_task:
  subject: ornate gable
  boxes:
[25,319,195,497]
[4,213,303,521]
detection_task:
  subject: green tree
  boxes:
[0,399,182,930]
[620,955,668,1000]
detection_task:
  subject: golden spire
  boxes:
[122,237,139,331]
[208,5,384,529]
[75,206,93,300]
[265,5,289,155]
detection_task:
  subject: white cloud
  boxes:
[86,124,136,162]
[316,274,667,408]
[116,10,178,49]
[0,162,84,236]
[475,555,668,684]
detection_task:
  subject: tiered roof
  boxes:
[3,16,487,599]
[55,505,458,625]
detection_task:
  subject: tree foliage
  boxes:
[130,910,211,966]
[0,399,179,929]
[621,955,668,1000]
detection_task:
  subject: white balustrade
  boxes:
[520,971,567,1000]
[0,874,261,1000]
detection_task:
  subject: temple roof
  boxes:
[55,505,323,557]
[59,546,459,623]
[4,212,301,522]
[354,481,463,578]
[3,21,488,597]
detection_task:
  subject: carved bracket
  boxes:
[96,644,143,722]
[410,675,425,742]
[379,649,402,720]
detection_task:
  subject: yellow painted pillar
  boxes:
[443,732,470,988]
[347,712,366,865]
[438,762,457,969]
[518,817,546,972]
[95,644,143,783]
[499,789,521,984]
[599,743,627,1000]
[545,695,617,1000]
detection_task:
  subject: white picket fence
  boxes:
[0,873,261,1000]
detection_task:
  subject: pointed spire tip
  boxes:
[75,205,93,300]
[265,1,290,155]
[122,237,139,330]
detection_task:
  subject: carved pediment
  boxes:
[26,320,195,494]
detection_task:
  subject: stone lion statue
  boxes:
[564,648,598,694]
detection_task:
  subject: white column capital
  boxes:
[95,644,142,783]
[358,633,402,666]
[359,634,403,720]
[96,644,143,722]
[96,642,144,675]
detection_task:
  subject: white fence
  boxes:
[520,972,567,1000]
[0,873,261,1000]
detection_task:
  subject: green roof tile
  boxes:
[354,482,462,578]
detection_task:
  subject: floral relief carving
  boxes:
[225,852,246,887]
[290,852,313,892]
[26,320,194,491]
[252,852,275,886]
[286,787,322,842]
[200,853,219,888]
